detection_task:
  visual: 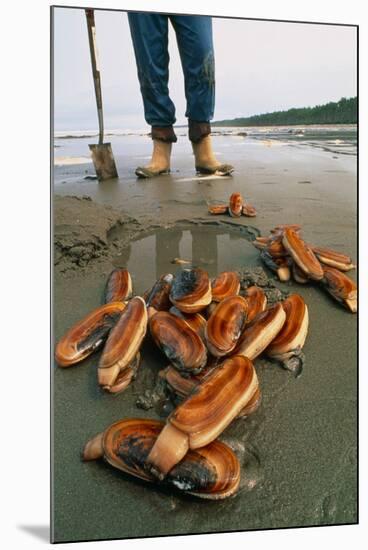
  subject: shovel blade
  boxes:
[89,143,118,181]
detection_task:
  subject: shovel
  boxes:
[85,9,118,181]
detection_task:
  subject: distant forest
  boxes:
[213,97,357,126]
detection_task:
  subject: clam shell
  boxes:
[205,295,248,357]
[208,204,228,215]
[170,355,258,448]
[98,297,147,388]
[311,246,356,272]
[252,237,269,251]
[55,302,126,367]
[169,306,207,340]
[260,250,291,280]
[94,418,240,499]
[242,203,257,217]
[234,302,286,360]
[244,286,267,323]
[170,268,212,313]
[228,193,243,217]
[321,266,357,313]
[161,364,261,419]
[266,295,309,357]
[267,237,288,258]
[149,311,207,374]
[271,224,301,234]
[105,353,141,394]
[104,269,132,303]
[146,356,257,476]
[292,262,309,284]
[211,271,240,302]
[159,360,220,401]
[282,228,324,281]
[146,274,173,311]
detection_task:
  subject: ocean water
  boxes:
[53,124,357,167]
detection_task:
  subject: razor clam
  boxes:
[205,295,248,357]
[242,203,257,217]
[208,204,228,215]
[160,364,261,418]
[211,271,240,302]
[146,356,258,477]
[169,306,207,340]
[170,268,212,313]
[149,311,207,374]
[104,269,132,303]
[145,273,173,311]
[291,262,309,284]
[98,297,147,389]
[105,353,141,394]
[311,246,356,272]
[55,302,126,367]
[321,266,357,313]
[243,286,267,323]
[266,294,309,376]
[234,302,286,360]
[260,250,291,282]
[229,192,243,217]
[282,228,324,281]
[83,418,241,500]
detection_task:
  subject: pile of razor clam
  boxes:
[56,258,315,500]
[253,224,357,313]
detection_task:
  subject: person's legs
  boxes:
[128,13,176,177]
[170,15,233,175]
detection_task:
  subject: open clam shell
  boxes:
[205,295,248,357]
[266,295,309,358]
[146,356,258,477]
[243,286,267,323]
[150,311,207,374]
[208,204,228,215]
[211,271,240,302]
[145,274,173,311]
[55,302,126,367]
[282,228,324,281]
[98,297,147,388]
[104,269,132,303]
[84,418,240,500]
[234,302,286,360]
[170,268,212,313]
[321,266,357,313]
[228,193,243,217]
[311,246,356,272]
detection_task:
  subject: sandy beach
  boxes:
[52,128,357,542]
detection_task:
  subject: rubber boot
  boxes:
[192,135,234,176]
[135,140,172,179]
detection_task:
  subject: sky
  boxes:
[53,7,357,131]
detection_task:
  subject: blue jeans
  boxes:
[128,13,215,142]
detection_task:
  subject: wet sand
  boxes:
[52,136,357,542]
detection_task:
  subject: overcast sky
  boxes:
[53,7,357,131]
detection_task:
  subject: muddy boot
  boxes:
[135,140,172,179]
[192,135,234,176]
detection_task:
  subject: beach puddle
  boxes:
[111,223,260,295]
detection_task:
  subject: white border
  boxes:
[2,1,366,548]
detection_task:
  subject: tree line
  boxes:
[213,97,357,126]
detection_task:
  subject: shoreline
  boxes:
[52,139,357,542]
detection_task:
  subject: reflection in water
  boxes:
[191,227,218,272]
[156,228,181,281]
[112,224,258,294]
